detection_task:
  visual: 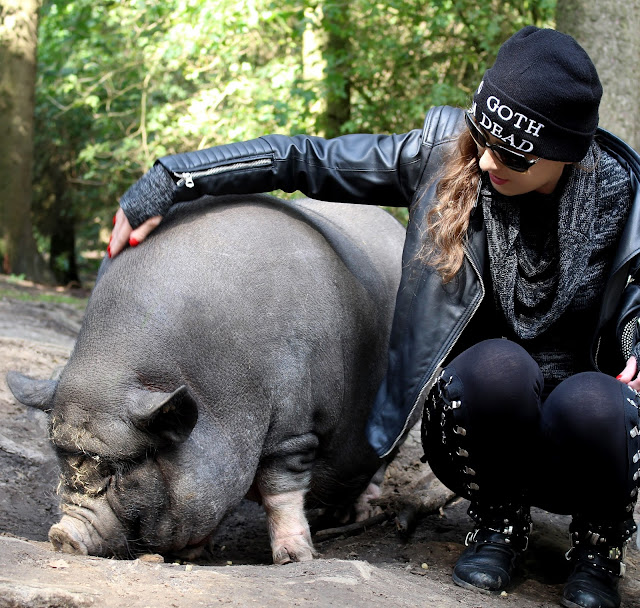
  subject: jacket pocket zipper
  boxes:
[174,157,273,188]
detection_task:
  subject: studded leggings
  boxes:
[422,339,640,521]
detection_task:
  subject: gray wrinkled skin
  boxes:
[8,194,405,561]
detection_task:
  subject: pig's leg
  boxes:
[352,480,383,521]
[352,462,386,521]
[261,489,315,564]
[331,462,386,524]
[257,433,318,564]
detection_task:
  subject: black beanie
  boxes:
[472,26,602,162]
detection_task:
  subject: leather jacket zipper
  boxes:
[594,335,603,372]
[174,157,272,188]
[439,246,486,370]
[381,242,486,458]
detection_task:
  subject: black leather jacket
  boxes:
[153,105,640,458]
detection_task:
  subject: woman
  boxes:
[110,27,640,608]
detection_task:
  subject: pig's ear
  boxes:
[128,385,198,445]
[6,371,57,412]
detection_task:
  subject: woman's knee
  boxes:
[542,372,626,441]
[537,372,640,517]
[447,339,543,414]
[423,349,539,501]
[424,340,542,475]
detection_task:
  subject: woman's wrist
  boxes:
[119,162,177,228]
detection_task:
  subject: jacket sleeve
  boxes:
[120,130,426,228]
[594,128,640,369]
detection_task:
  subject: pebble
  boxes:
[138,554,164,563]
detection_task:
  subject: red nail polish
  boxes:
[129,237,139,247]
[113,214,117,226]
[107,246,112,258]
[616,374,623,380]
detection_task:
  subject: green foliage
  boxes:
[34,0,318,282]
[335,0,556,134]
[34,0,555,282]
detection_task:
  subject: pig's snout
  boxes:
[49,502,128,557]
[49,516,91,555]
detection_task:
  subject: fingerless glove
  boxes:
[119,163,177,228]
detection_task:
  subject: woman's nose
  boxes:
[478,148,503,173]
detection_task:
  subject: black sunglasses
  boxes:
[465,111,540,173]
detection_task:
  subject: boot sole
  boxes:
[452,571,505,595]
[560,597,617,608]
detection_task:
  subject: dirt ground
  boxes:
[1,274,639,608]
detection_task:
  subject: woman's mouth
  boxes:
[489,173,509,186]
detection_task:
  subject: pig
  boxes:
[7,194,405,564]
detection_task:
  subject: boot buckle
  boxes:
[610,545,626,576]
[465,529,478,546]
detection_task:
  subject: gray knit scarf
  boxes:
[481,143,631,340]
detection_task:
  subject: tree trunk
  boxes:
[318,2,351,139]
[0,0,50,281]
[556,0,640,152]
[49,171,80,286]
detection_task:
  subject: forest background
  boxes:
[1,0,639,286]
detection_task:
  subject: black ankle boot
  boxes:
[561,518,636,608]
[452,503,531,594]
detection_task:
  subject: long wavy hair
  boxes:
[420,129,482,283]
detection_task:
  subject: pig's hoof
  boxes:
[353,481,383,522]
[49,521,89,555]
[272,537,315,565]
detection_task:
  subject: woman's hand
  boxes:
[617,356,640,391]
[108,208,163,258]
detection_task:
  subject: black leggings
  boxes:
[422,339,640,521]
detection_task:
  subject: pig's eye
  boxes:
[58,450,117,492]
